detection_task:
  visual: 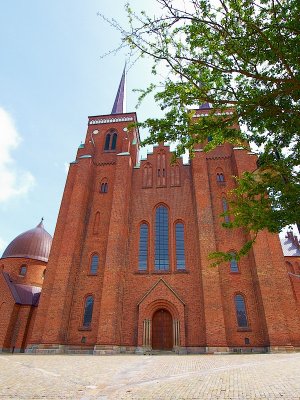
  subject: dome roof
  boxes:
[1,219,52,262]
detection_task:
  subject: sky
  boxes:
[0,1,296,253]
[0,1,163,251]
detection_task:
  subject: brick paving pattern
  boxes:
[1,353,300,399]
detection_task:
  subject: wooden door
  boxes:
[152,309,173,350]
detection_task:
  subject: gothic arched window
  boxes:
[175,222,185,270]
[100,179,108,193]
[222,197,230,224]
[90,254,99,275]
[155,205,169,270]
[138,223,149,270]
[83,296,94,327]
[229,252,239,273]
[235,294,248,328]
[111,133,118,150]
[104,133,111,150]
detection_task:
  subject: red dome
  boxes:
[1,220,52,262]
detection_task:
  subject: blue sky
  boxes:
[0,1,162,250]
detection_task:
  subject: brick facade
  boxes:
[1,107,300,354]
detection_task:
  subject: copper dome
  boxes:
[1,219,52,262]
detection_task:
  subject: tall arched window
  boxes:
[104,133,111,150]
[222,197,230,224]
[176,222,185,270]
[111,133,118,150]
[155,205,169,270]
[83,296,94,327]
[230,252,239,273]
[90,254,99,275]
[235,294,248,327]
[138,223,149,270]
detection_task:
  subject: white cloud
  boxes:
[0,107,35,202]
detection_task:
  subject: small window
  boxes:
[217,173,225,182]
[245,337,250,345]
[176,222,186,270]
[235,294,248,328]
[83,296,94,327]
[230,252,239,273]
[104,133,111,150]
[81,336,86,343]
[90,254,99,275]
[138,224,148,271]
[100,181,108,193]
[111,133,117,150]
[19,264,27,277]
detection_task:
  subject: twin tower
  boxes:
[1,68,300,354]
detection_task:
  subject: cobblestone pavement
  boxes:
[1,353,300,399]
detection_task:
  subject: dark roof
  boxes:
[111,65,126,114]
[1,219,52,262]
[2,272,41,306]
[280,231,300,257]
[199,102,211,109]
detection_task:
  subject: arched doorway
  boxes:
[152,309,173,350]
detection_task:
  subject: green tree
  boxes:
[106,0,300,260]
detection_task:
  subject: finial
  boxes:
[111,64,126,114]
[37,218,44,228]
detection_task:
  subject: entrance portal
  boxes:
[152,309,173,350]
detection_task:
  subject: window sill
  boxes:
[174,269,189,274]
[237,327,252,332]
[230,271,241,275]
[135,269,189,274]
[152,270,171,274]
[87,273,98,276]
[78,326,92,331]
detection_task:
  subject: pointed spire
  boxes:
[111,65,126,114]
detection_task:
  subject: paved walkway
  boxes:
[1,353,300,399]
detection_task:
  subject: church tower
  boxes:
[28,68,140,352]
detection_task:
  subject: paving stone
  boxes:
[0,353,300,399]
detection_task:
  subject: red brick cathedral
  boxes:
[1,70,300,354]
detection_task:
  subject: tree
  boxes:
[103,0,300,260]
